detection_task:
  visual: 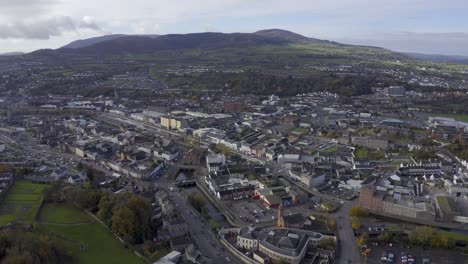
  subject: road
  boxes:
[0,132,114,177]
[169,189,239,264]
[156,170,239,264]
[282,174,360,264]
[334,200,360,264]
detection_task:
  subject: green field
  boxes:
[432,113,468,122]
[38,203,144,264]
[0,181,47,225]
[39,203,91,224]
[322,145,338,153]
[438,230,468,243]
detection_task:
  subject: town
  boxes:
[1,61,468,264]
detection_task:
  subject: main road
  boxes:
[157,172,239,264]
[282,174,360,264]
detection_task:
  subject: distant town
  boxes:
[1,67,468,264]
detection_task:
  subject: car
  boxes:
[422,257,430,264]
[225,257,231,262]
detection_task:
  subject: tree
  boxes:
[0,232,10,259]
[96,194,113,222]
[126,195,152,243]
[76,189,102,209]
[326,218,336,230]
[0,227,73,264]
[211,143,231,157]
[43,182,65,203]
[409,226,450,249]
[111,206,136,243]
[246,174,256,181]
[188,192,206,213]
[351,220,361,230]
[349,206,368,217]
[357,232,368,247]
[14,168,30,178]
[378,233,391,243]
[319,238,336,250]
[363,248,372,256]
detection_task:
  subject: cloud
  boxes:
[79,16,101,31]
[337,32,468,56]
[0,16,101,40]
[0,0,58,19]
[0,0,468,54]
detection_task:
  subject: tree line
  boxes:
[44,184,154,245]
[167,71,380,97]
[0,227,73,264]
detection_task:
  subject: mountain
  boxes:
[254,29,328,44]
[404,52,468,64]
[0,52,24,56]
[58,32,289,55]
[28,29,407,66]
[62,34,160,49]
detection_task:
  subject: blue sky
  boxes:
[1,0,468,55]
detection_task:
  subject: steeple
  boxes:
[277,204,283,227]
[114,87,120,102]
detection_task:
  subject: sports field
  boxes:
[0,181,47,225]
[38,203,144,264]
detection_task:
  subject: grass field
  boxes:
[39,203,91,224]
[438,230,468,243]
[39,203,144,264]
[433,113,468,122]
[0,181,47,225]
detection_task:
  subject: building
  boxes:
[154,250,182,264]
[237,226,267,250]
[385,86,406,97]
[193,128,226,142]
[224,102,245,113]
[299,172,326,188]
[0,173,13,197]
[277,206,308,229]
[231,226,333,264]
[160,116,188,130]
[359,185,435,221]
[163,217,188,238]
[257,229,324,264]
[205,173,255,200]
[205,153,226,173]
[435,196,460,222]
[352,136,388,150]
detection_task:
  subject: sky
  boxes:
[1,0,468,56]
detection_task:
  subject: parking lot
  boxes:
[364,244,466,264]
[307,138,336,151]
[322,184,358,200]
[225,199,277,224]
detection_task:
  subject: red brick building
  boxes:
[359,185,384,211]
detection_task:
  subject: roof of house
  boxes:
[283,213,305,225]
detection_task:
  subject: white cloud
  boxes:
[0,0,467,54]
[337,32,468,56]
